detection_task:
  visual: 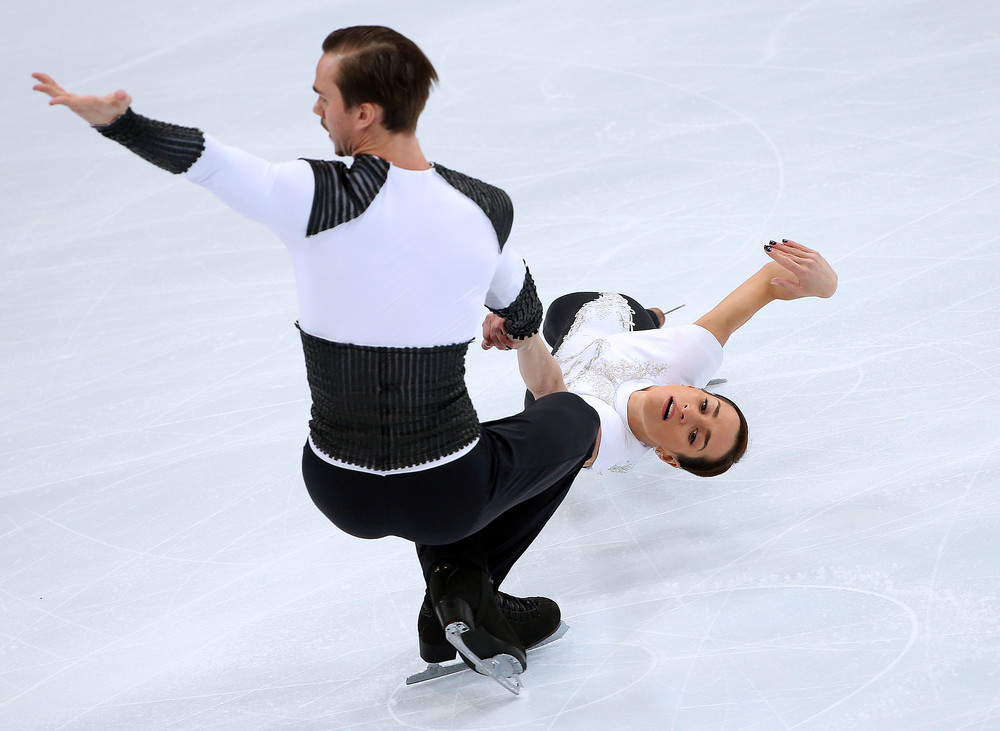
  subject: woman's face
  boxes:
[634,385,742,466]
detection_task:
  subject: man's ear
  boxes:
[355,101,383,130]
[655,448,680,469]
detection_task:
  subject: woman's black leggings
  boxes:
[542,291,662,352]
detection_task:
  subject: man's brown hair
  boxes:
[322,26,438,134]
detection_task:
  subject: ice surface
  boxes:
[4,0,1000,727]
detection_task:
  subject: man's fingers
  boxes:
[31,72,64,98]
[110,89,131,105]
[482,336,514,351]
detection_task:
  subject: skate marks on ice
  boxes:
[629,584,919,726]
[390,583,917,729]
[390,641,654,728]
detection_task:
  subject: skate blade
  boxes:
[405,621,569,687]
[405,660,469,685]
[445,622,523,695]
[535,620,569,648]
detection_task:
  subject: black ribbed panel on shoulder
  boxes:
[433,164,514,249]
[489,266,543,339]
[298,328,481,471]
[94,109,205,174]
[302,155,391,236]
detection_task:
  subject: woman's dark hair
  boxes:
[322,26,438,134]
[675,392,748,477]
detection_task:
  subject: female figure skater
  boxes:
[483,239,838,477]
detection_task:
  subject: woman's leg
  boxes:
[543,292,662,353]
[541,292,601,352]
[620,294,663,332]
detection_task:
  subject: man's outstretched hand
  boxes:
[32,72,131,126]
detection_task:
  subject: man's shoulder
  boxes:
[301,154,390,185]
[300,155,391,237]
[432,164,513,248]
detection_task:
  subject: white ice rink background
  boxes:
[4,0,1000,728]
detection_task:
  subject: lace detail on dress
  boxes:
[555,292,634,352]
[555,292,665,474]
[556,293,669,407]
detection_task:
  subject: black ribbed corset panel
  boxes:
[298,329,481,471]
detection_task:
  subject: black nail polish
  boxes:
[764,244,772,252]
[781,238,788,243]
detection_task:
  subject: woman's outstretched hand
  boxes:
[764,239,838,300]
[31,73,131,126]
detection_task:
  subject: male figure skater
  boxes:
[33,25,598,693]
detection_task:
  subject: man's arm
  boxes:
[32,72,313,239]
[694,240,838,347]
[32,72,207,178]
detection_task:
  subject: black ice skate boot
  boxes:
[425,562,527,693]
[418,590,565,661]
[417,591,456,664]
[495,592,563,648]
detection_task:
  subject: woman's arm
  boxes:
[482,313,567,399]
[483,312,600,463]
[694,240,838,347]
